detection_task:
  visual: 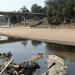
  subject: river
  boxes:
[0,38,75,75]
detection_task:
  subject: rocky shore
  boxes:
[0,53,68,75]
[1,53,43,75]
[42,55,68,75]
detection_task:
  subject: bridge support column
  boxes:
[37,17,39,24]
[24,17,26,27]
[7,16,11,27]
[23,16,26,27]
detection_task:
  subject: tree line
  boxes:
[10,4,46,24]
[45,0,75,25]
[9,0,75,25]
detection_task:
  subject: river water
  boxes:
[0,39,75,75]
[0,35,8,41]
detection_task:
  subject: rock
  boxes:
[19,70,23,74]
[10,64,20,69]
[13,70,18,75]
[41,55,68,75]
[31,53,43,62]
[0,52,12,59]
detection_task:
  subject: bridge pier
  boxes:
[7,16,11,27]
[37,17,40,24]
[22,16,26,27]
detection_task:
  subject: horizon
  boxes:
[0,0,45,12]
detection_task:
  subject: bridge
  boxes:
[0,12,75,46]
[0,27,75,46]
[0,11,46,27]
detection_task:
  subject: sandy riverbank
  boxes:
[0,26,75,46]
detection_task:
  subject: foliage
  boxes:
[10,6,30,24]
[10,15,17,24]
[31,4,43,13]
[31,4,46,19]
[45,0,75,25]
[20,6,29,12]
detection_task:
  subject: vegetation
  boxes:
[20,6,29,12]
[45,0,75,25]
[10,0,75,26]
[10,4,46,25]
[31,4,46,21]
[31,4,46,13]
[1,0,75,26]
[10,6,30,24]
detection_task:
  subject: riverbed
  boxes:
[0,39,75,75]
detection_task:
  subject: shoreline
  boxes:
[0,27,75,46]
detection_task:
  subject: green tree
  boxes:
[21,6,29,12]
[31,4,46,13]
[31,4,46,19]
[10,6,30,24]
[42,6,47,13]
[31,4,42,13]
[45,0,75,25]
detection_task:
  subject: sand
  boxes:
[0,26,75,46]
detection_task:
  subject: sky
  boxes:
[0,0,45,11]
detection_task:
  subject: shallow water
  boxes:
[0,40,75,75]
[0,36,8,40]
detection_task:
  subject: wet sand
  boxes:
[0,26,75,46]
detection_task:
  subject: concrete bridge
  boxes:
[0,11,46,27]
[0,27,75,46]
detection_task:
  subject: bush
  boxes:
[47,16,61,25]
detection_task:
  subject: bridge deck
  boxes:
[0,27,75,46]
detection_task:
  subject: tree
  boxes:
[10,6,30,24]
[45,0,75,25]
[10,15,17,24]
[21,6,29,12]
[16,11,22,22]
[42,6,47,13]
[31,4,42,13]
[31,4,47,13]
[31,4,46,19]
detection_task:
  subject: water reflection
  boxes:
[46,42,75,61]
[46,43,75,52]
[31,40,42,47]
[21,39,29,46]
[45,42,75,75]
[0,40,75,75]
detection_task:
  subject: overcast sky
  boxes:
[0,0,45,11]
